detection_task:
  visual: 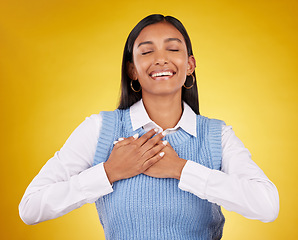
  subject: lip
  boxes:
[149,69,176,80]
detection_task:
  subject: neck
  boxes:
[142,93,183,130]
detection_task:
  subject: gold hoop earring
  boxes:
[183,73,195,89]
[130,79,141,92]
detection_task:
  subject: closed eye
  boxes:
[168,49,179,52]
[141,51,153,55]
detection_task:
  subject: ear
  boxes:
[187,55,196,75]
[126,61,137,80]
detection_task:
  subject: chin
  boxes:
[143,87,182,97]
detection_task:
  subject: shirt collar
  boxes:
[130,99,197,137]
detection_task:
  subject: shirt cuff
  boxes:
[78,162,113,202]
[178,160,212,199]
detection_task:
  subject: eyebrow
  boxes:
[164,38,182,43]
[137,41,153,48]
[137,38,182,48]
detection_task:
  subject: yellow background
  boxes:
[1,0,297,239]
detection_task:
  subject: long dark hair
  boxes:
[118,14,200,115]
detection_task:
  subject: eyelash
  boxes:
[141,49,179,55]
[141,51,153,55]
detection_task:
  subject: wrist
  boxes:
[103,162,117,184]
[174,158,187,180]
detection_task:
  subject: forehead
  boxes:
[134,22,185,45]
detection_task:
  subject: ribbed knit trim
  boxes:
[207,118,225,170]
[93,110,119,166]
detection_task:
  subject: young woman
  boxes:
[19,14,279,239]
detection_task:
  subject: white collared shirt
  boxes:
[19,100,279,225]
[130,99,197,136]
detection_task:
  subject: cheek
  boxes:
[176,58,189,73]
[175,53,188,66]
[134,59,150,76]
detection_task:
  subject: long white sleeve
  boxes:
[19,114,113,225]
[178,125,279,223]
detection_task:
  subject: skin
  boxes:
[104,22,196,184]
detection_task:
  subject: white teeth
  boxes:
[151,71,173,77]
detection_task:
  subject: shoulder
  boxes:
[68,113,103,142]
[196,114,226,128]
[77,110,117,138]
[195,115,239,147]
[82,113,102,132]
[98,108,129,122]
[85,113,102,123]
[196,115,232,142]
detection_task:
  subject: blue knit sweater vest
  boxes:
[93,109,225,240]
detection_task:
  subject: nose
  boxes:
[154,50,168,65]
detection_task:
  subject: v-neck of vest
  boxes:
[124,109,193,147]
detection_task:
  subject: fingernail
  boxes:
[162,140,167,146]
[154,128,159,133]
[133,133,139,139]
[162,131,167,136]
[118,137,124,141]
[159,152,165,157]
[113,141,118,145]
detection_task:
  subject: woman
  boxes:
[19,14,279,239]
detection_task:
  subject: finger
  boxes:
[157,139,170,147]
[113,137,125,145]
[134,128,159,146]
[140,131,167,154]
[142,151,165,170]
[141,140,167,160]
[113,133,139,148]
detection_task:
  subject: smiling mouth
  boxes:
[149,70,176,79]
